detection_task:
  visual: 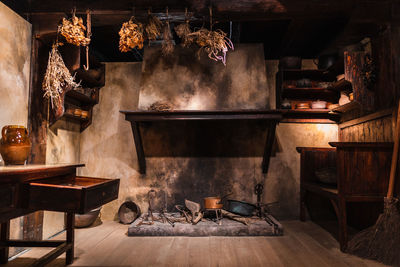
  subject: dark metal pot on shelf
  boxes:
[315,54,338,70]
[279,56,302,69]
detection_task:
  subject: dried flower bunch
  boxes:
[189,28,234,65]
[59,15,91,46]
[174,8,193,47]
[145,12,163,41]
[162,22,174,56]
[119,17,144,52]
[148,101,173,111]
[174,22,193,47]
[42,44,80,109]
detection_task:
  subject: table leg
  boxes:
[0,221,10,264]
[66,212,75,265]
[338,198,348,252]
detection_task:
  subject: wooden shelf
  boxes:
[278,69,336,82]
[328,79,352,93]
[281,88,340,102]
[302,181,338,199]
[279,109,340,124]
[331,101,361,113]
[120,110,282,174]
[63,113,90,123]
[66,89,98,105]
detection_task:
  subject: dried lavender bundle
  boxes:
[42,44,80,109]
[145,13,162,41]
[119,17,144,52]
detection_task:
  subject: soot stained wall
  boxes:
[138,44,270,110]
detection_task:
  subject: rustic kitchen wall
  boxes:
[43,120,81,239]
[79,51,337,220]
[0,1,32,256]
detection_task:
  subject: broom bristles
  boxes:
[347,198,400,266]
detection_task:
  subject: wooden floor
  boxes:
[1,220,388,267]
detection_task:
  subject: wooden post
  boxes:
[0,221,10,264]
[66,212,75,265]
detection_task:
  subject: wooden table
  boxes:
[0,164,120,266]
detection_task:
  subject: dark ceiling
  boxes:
[2,0,398,61]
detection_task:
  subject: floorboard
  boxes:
[0,220,388,267]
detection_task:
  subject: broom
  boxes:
[346,101,400,266]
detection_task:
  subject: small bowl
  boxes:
[75,207,101,228]
[81,111,88,119]
[311,100,327,109]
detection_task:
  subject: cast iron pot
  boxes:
[279,56,302,69]
[227,200,256,216]
[315,54,338,70]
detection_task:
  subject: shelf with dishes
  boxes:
[49,87,99,132]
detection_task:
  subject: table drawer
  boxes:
[25,176,119,214]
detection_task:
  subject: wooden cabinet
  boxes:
[297,142,395,251]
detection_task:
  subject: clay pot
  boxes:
[0,125,31,165]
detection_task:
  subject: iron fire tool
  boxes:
[255,183,263,217]
[254,183,279,230]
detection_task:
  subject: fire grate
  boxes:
[128,212,283,237]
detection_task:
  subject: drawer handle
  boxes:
[102,192,106,197]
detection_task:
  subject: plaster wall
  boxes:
[79,53,337,221]
[0,1,31,256]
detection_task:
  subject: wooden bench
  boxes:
[297,142,394,251]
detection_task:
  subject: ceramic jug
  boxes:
[0,125,31,165]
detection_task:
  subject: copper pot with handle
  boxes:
[203,193,232,209]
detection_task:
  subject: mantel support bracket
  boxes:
[130,121,146,174]
[262,122,277,174]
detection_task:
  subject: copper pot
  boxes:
[204,197,223,209]
[0,125,31,165]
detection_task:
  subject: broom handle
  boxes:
[387,99,400,198]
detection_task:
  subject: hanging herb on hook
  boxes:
[42,43,80,113]
[174,8,193,47]
[59,8,91,46]
[188,6,234,65]
[162,7,174,56]
[119,16,144,52]
[145,9,162,42]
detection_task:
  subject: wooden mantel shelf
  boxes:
[120,110,283,174]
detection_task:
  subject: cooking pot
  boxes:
[204,197,223,209]
[204,193,232,209]
[279,56,302,69]
[227,200,256,217]
[314,54,338,70]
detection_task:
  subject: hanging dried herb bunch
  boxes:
[42,44,80,109]
[119,17,144,52]
[145,10,162,42]
[59,11,91,46]
[162,8,174,56]
[189,28,234,65]
[174,8,193,47]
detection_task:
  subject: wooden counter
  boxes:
[0,164,120,266]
